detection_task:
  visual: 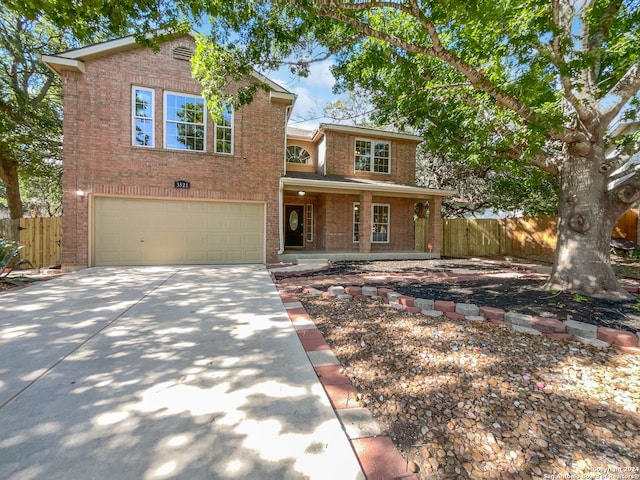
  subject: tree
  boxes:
[0,10,67,221]
[23,0,640,297]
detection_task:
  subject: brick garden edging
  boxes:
[301,284,640,355]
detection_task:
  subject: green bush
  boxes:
[1,237,33,285]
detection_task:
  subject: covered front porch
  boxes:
[279,173,455,262]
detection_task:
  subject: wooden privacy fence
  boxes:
[0,217,62,268]
[417,210,638,259]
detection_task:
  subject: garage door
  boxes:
[94,197,264,265]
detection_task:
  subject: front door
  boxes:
[285,205,304,247]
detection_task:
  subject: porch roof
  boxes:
[281,172,456,199]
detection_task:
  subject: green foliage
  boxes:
[0,237,32,284]
[572,294,588,303]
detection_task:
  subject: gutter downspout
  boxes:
[278,105,293,255]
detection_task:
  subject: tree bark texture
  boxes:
[0,157,23,222]
[546,147,636,298]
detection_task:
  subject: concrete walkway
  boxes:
[0,266,364,480]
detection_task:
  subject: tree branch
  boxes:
[601,62,640,126]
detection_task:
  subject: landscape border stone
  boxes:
[290,282,639,353]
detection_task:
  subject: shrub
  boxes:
[0,237,33,285]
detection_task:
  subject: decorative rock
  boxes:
[377,288,394,299]
[531,316,567,333]
[489,318,512,328]
[566,319,598,339]
[575,336,610,348]
[455,303,480,316]
[387,292,403,303]
[328,286,345,295]
[434,300,456,313]
[361,286,379,297]
[505,311,534,328]
[616,345,640,355]
[422,310,444,318]
[597,327,639,347]
[390,302,404,310]
[404,306,422,314]
[512,325,542,335]
[445,311,465,321]
[345,286,362,297]
[398,295,415,307]
[415,298,435,310]
[321,291,336,299]
[543,332,573,341]
[303,287,323,297]
[479,306,506,321]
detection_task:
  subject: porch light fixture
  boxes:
[298,191,306,196]
[76,189,85,197]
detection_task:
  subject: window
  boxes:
[214,104,233,154]
[355,139,390,173]
[305,204,314,242]
[353,203,360,242]
[372,204,390,243]
[132,87,154,147]
[164,92,206,151]
[287,145,311,164]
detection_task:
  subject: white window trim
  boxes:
[371,203,390,244]
[163,91,207,152]
[305,204,314,242]
[132,86,154,147]
[214,105,234,155]
[354,138,391,174]
[353,202,360,243]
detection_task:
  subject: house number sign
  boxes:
[174,180,190,189]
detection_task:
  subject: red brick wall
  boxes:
[316,194,416,251]
[61,36,287,267]
[323,131,418,185]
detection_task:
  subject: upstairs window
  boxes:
[132,87,154,147]
[164,92,206,151]
[287,145,311,164]
[214,104,234,154]
[355,139,390,173]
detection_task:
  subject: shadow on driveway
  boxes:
[0,266,363,480]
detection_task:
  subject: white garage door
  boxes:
[94,197,265,265]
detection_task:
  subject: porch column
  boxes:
[359,191,372,254]
[428,196,443,254]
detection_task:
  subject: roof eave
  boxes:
[281,177,456,198]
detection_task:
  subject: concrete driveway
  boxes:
[0,266,364,480]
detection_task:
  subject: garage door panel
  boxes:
[94,198,264,266]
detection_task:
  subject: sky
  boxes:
[263,59,343,130]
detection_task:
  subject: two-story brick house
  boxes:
[42,32,454,269]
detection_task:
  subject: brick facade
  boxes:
[323,130,418,184]
[60,36,287,267]
[49,33,447,268]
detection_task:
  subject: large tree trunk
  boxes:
[0,157,23,221]
[546,148,636,299]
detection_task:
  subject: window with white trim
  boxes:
[164,92,206,151]
[287,145,311,164]
[355,139,390,173]
[305,204,314,242]
[372,204,390,243]
[132,86,154,147]
[353,203,360,242]
[214,104,234,154]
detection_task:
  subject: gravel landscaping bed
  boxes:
[274,258,640,334]
[300,294,640,479]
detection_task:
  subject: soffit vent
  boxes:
[172,46,194,61]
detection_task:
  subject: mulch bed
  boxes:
[273,259,640,335]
